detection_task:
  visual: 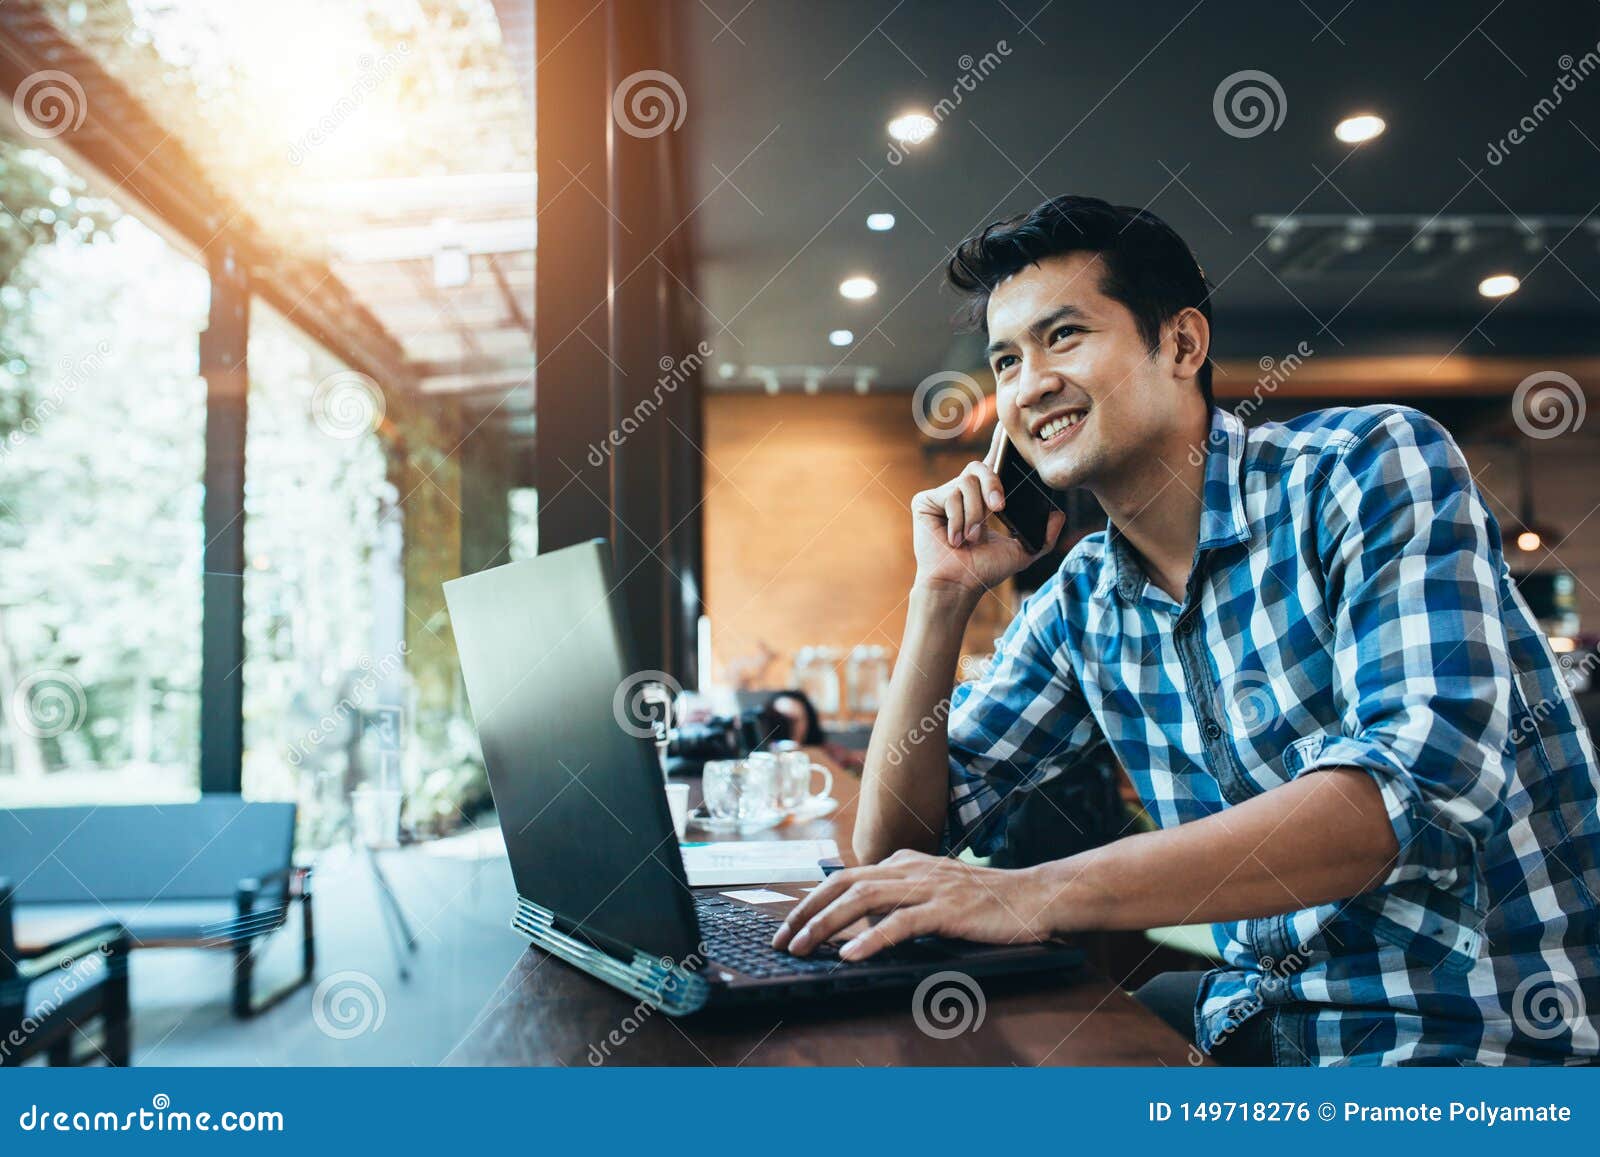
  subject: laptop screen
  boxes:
[443,541,699,963]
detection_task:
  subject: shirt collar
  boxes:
[1092,406,1252,602]
[1197,405,1253,551]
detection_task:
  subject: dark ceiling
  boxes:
[676,0,1600,389]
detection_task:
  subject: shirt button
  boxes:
[1176,618,1194,635]
[1204,719,1223,741]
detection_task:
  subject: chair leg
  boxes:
[102,945,131,1066]
[301,890,316,980]
[231,939,255,1019]
[0,1001,21,1068]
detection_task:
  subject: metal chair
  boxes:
[0,878,131,1066]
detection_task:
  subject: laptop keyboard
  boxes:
[694,895,874,978]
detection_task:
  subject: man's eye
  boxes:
[993,354,1018,373]
[1051,325,1082,344]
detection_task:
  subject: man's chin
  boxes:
[1036,453,1089,492]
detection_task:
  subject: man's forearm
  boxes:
[854,584,979,862]
[1030,767,1400,933]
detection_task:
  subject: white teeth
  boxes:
[1038,411,1086,441]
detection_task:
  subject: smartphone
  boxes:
[985,425,1059,555]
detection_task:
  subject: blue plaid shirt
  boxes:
[946,404,1600,1065]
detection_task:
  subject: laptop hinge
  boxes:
[511,896,711,1016]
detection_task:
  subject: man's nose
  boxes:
[1014,360,1064,411]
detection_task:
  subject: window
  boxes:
[241,304,397,847]
[0,134,208,805]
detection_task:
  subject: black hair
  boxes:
[946,195,1213,408]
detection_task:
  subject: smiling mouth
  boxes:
[1033,408,1088,445]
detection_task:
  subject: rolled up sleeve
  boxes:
[944,577,1103,857]
[1307,408,1513,938]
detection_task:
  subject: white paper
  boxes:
[719,889,796,904]
[681,839,838,886]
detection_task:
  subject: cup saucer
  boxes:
[786,796,839,821]
[686,809,785,834]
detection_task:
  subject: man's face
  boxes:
[986,252,1187,491]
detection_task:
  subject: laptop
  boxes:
[442,539,1083,1014]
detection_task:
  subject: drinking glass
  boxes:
[701,757,781,824]
[770,743,834,813]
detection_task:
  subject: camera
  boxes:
[664,704,786,775]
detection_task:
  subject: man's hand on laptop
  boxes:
[770,849,1056,961]
[911,461,1064,599]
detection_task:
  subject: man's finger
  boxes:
[771,867,881,949]
[839,906,933,961]
[963,459,1006,510]
[787,878,923,955]
[956,474,988,542]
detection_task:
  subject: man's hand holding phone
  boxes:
[853,426,1064,865]
[909,429,1065,599]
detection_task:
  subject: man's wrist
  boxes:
[908,579,982,621]
[1024,846,1119,936]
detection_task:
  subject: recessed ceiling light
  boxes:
[887,112,937,145]
[1517,530,1543,552]
[828,329,855,346]
[839,276,877,301]
[866,212,896,232]
[1478,273,1520,298]
[1334,114,1386,144]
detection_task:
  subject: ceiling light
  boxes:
[867,212,896,232]
[887,112,937,145]
[1517,530,1543,552]
[1478,273,1520,298]
[839,276,878,301]
[1334,114,1386,144]
[433,245,470,290]
[828,329,854,346]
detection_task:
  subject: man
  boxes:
[771,195,1600,1066]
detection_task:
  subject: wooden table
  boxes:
[452,752,1198,1066]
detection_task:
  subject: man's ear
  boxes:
[1168,307,1211,383]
